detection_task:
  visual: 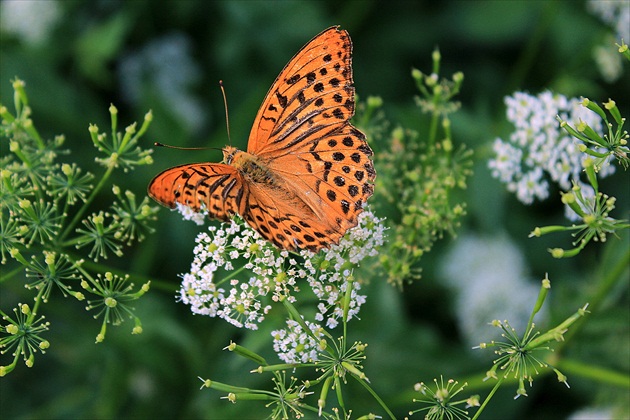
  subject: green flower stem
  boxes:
[526,277,550,330]
[604,99,622,124]
[583,159,598,192]
[137,278,175,293]
[13,79,28,110]
[135,111,152,138]
[72,260,99,290]
[581,98,607,121]
[318,375,333,415]
[334,375,347,416]
[118,123,136,152]
[604,99,625,128]
[505,1,555,93]
[22,118,44,149]
[298,404,323,417]
[11,80,44,149]
[215,265,248,286]
[59,195,71,227]
[58,165,115,242]
[579,146,611,158]
[28,281,47,323]
[431,49,441,75]
[428,108,439,148]
[443,118,453,158]
[257,363,315,372]
[226,341,268,366]
[232,392,279,401]
[556,358,630,388]
[1,347,21,376]
[557,248,630,353]
[0,104,16,123]
[618,41,630,59]
[109,104,118,134]
[471,376,505,420]
[580,122,608,148]
[281,297,338,352]
[66,255,166,291]
[0,264,27,284]
[201,379,255,394]
[525,304,587,350]
[355,376,396,420]
[281,298,309,329]
[342,274,354,347]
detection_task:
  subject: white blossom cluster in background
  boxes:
[0,0,61,45]
[592,41,624,83]
[438,233,545,348]
[588,0,630,41]
[488,91,615,219]
[118,33,206,134]
[178,206,385,343]
[568,405,615,420]
[587,0,629,82]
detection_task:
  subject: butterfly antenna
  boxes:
[219,80,232,145]
[153,142,219,151]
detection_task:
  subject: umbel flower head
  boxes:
[489,91,615,211]
[178,206,385,330]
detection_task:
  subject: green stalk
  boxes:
[471,376,505,420]
[355,377,396,420]
[557,358,630,388]
[557,249,630,352]
[58,165,115,242]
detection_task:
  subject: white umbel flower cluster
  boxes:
[178,207,385,336]
[489,91,615,218]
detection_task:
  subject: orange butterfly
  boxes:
[148,26,375,252]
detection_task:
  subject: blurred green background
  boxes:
[1,1,628,418]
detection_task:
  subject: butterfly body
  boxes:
[227,147,277,186]
[149,26,375,252]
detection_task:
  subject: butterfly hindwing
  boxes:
[148,163,244,221]
[241,181,340,251]
[269,124,375,228]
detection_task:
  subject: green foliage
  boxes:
[363,51,473,287]
[0,1,628,419]
[1,80,157,374]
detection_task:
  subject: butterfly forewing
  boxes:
[248,26,356,157]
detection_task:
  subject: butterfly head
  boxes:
[222,146,239,165]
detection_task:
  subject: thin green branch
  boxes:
[58,165,115,242]
[355,376,396,420]
[471,376,505,420]
[557,358,630,388]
